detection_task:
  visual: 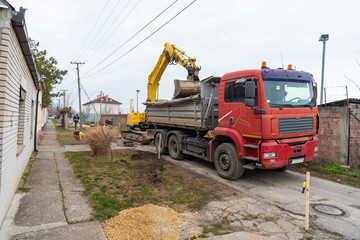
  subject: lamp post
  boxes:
[319,34,329,105]
[136,90,140,113]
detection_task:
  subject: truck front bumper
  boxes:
[259,137,318,168]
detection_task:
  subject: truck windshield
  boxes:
[263,79,316,108]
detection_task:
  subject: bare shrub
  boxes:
[84,126,119,156]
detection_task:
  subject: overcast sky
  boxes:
[8,0,360,113]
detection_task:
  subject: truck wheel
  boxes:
[155,133,168,154]
[168,135,184,160]
[214,143,244,179]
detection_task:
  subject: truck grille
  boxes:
[279,117,313,134]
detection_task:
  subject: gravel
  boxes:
[103,204,181,240]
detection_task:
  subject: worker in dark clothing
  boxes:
[73,114,80,129]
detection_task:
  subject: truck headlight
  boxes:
[314,146,318,152]
[263,152,276,158]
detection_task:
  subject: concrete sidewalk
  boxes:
[0,122,107,240]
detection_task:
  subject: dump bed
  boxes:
[144,76,220,131]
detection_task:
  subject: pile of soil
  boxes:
[103,204,181,240]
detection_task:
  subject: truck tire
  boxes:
[214,143,244,179]
[155,132,168,155]
[168,135,184,160]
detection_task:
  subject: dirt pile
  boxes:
[103,204,181,240]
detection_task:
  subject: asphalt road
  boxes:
[140,145,360,240]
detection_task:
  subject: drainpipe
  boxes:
[34,89,40,152]
[347,108,351,166]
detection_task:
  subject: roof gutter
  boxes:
[11,7,39,90]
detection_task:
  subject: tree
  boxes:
[30,39,67,107]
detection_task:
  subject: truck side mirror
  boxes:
[245,81,256,98]
[245,99,255,107]
[245,81,256,107]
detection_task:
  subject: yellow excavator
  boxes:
[147,42,201,102]
[127,42,201,128]
[127,99,146,129]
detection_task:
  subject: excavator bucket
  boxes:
[173,79,201,99]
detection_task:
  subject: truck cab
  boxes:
[214,65,318,177]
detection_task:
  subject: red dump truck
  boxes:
[143,62,319,179]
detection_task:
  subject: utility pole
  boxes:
[99,91,103,123]
[319,34,329,105]
[136,90,140,113]
[61,89,67,108]
[71,62,85,130]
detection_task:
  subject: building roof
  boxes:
[10,5,40,90]
[319,98,360,107]
[83,95,121,106]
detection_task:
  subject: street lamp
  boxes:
[136,90,140,113]
[319,34,329,105]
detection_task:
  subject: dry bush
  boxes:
[84,126,119,156]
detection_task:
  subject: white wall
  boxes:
[83,102,120,122]
[0,6,38,226]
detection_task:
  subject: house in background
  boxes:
[82,92,121,123]
[35,78,47,145]
[0,2,41,226]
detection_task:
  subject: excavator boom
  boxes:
[147,42,200,102]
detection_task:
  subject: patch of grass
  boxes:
[242,214,259,221]
[54,122,83,145]
[18,187,31,192]
[66,150,239,222]
[264,216,278,222]
[18,156,37,191]
[292,162,360,188]
[202,223,232,237]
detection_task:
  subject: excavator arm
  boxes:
[147,42,200,102]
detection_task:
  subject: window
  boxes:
[263,79,315,108]
[17,87,26,146]
[224,81,258,106]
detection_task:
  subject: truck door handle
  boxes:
[230,117,234,124]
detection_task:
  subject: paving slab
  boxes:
[10,225,70,240]
[30,159,57,172]
[10,221,106,240]
[14,191,66,227]
[25,171,59,192]
[36,152,55,159]
[63,191,92,222]
[68,221,106,239]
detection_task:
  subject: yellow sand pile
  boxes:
[103,204,181,240]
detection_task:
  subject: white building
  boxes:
[82,93,121,122]
[0,2,41,226]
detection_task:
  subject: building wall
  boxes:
[349,107,360,166]
[0,6,38,226]
[318,105,360,166]
[83,102,120,122]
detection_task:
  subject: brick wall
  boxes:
[318,105,360,166]
[0,6,38,226]
[100,114,127,128]
[350,108,360,166]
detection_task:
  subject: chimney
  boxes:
[106,95,109,101]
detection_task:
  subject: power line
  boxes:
[74,0,111,60]
[82,0,177,77]
[81,0,124,60]
[83,0,196,79]
[84,0,140,62]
